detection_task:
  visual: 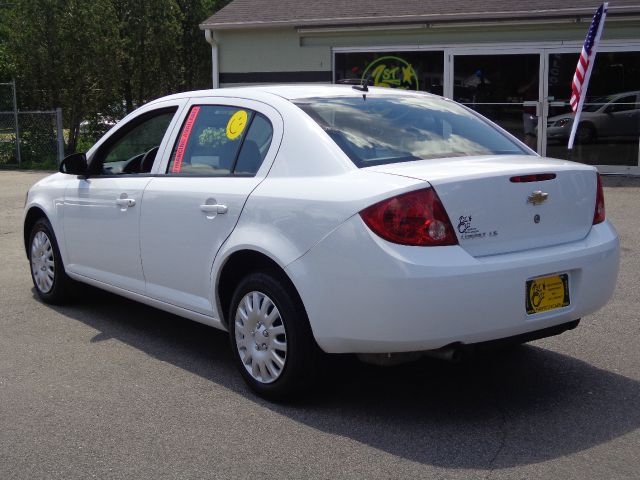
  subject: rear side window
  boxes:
[294,96,528,168]
[167,105,273,176]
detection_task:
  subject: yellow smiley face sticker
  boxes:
[226,110,248,140]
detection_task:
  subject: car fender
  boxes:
[23,173,69,264]
[210,222,307,321]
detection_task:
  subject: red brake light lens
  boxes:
[593,173,605,224]
[360,187,458,246]
[510,173,556,183]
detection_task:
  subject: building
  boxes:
[201,1,640,173]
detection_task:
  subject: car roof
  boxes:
[146,84,437,106]
[606,90,639,99]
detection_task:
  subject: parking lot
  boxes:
[1,170,639,479]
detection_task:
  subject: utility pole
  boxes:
[56,108,64,163]
[11,79,21,167]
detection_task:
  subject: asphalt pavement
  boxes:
[1,170,639,479]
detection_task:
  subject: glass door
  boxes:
[545,51,640,166]
[450,52,543,152]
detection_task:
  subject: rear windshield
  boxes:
[294,95,529,168]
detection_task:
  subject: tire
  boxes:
[228,270,319,401]
[28,218,73,304]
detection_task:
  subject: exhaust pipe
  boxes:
[423,344,466,363]
[357,344,469,367]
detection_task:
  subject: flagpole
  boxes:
[568,2,608,150]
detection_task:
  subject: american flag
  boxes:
[570,3,608,112]
[568,3,608,149]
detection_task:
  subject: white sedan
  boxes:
[24,86,620,399]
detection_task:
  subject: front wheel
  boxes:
[228,271,318,400]
[28,218,73,304]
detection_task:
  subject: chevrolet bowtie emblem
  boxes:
[527,191,549,206]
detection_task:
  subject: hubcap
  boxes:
[234,291,287,384]
[30,231,55,293]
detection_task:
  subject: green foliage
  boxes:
[2,0,121,153]
[175,0,229,91]
[0,141,16,166]
[75,136,97,156]
[198,126,228,147]
[0,0,230,157]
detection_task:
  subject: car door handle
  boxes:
[116,198,136,208]
[200,204,228,214]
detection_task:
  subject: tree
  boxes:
[2,0,120,152]
[0,0,230,153]
[0,6,15,85]
[111,0,182,114]
[111,0,230,113]
[174,0,230,91]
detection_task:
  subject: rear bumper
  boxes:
[462,318,580,350]
[286,217,619,354]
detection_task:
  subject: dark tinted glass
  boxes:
[295,95,528,167]
[452,54,540,150]
[234,113,273,175]
[100,110,176,174]
[546,51,640,166]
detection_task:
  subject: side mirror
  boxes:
[59,152,88,176]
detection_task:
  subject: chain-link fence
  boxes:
[0,81,20,166]
[0,80,64,169]
[16,110,64,168]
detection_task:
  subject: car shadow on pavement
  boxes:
[43,286,640,470]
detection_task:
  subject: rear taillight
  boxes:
[593,173,605,225]
[360,187,458,246]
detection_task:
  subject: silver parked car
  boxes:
[547,91,640,143]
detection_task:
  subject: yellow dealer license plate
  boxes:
[526,274,570,315]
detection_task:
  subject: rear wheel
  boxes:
[228,271,318,400]
[28,218,73,304]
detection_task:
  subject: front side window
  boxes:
[167,105,273,176]
[294,95,528,168]
[95,109,177,175]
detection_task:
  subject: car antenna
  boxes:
[352,82,368,93]
[352,74,370,99]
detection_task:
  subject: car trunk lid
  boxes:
[367,155,597,257]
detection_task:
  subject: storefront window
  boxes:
[453,54,540,150]
[546,51,640,166]
[334,51,445,95]
[335,49,640,168]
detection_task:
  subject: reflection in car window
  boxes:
[167,106,272,176]
[99,110,176,174]
[295,96,528,167]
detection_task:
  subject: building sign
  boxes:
[361,56,419,90]
[334,51,444,96]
